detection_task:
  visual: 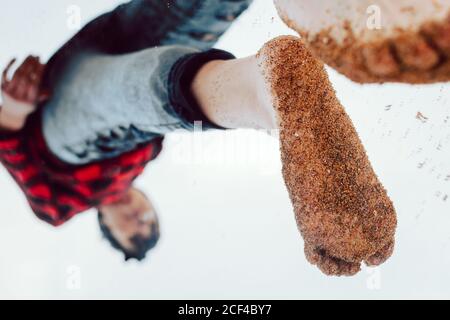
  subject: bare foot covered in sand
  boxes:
[257,36,397,276]
[274,0,450,84]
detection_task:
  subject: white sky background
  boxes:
[0,0,449,299]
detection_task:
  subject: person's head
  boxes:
[97,187,160,261]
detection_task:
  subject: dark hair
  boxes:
[97,210,160,261]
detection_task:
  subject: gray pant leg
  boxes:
[42,0,252,165]
[43,46,199,165]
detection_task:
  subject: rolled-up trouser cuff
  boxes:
[168,49,236,131]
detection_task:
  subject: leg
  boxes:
[274,0,450,84]
[191,36,397,276]
[42,42,238,165]
[41,0,254,162]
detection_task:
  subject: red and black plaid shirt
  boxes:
[0,112,163,226]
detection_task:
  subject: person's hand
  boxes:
[0,56,48,131]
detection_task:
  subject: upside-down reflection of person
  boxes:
[0,0,254,261]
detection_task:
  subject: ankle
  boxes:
[191,57,276,130]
